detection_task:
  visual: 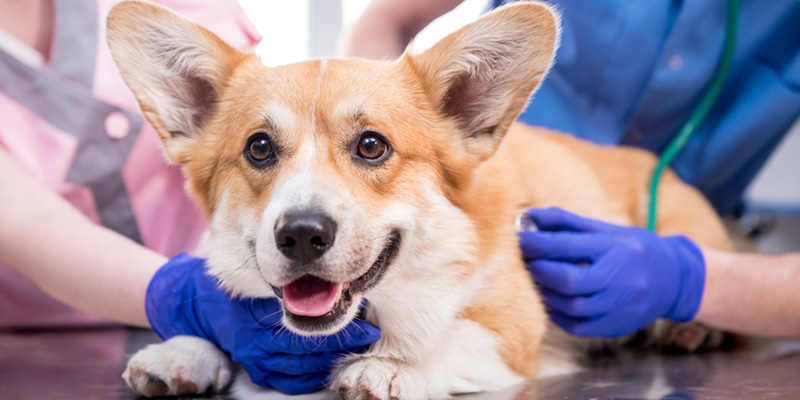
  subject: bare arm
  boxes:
[0,148,166,327]
[696,248,800,338]
[338,0,464,59]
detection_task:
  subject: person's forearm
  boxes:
[0,148,166,327]
[338,0,463,59]
[695,247,800,338]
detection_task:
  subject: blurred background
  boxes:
[239,0,486,65]
[238,0,799,254]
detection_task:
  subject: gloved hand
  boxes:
[146,253,381,394]
[518,208,705,338]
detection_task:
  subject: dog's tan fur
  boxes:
[108,1,730,398]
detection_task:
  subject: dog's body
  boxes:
[107,2,731,399]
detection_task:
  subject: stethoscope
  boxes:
[647,0,741,231]
[516,0,742,233]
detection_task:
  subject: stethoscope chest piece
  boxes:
[515,212,539,232]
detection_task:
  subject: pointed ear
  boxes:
[406,2,560,162]
[106,1,247,163]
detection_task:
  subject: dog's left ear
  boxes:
[106,1,247,164]
[407,3,560,162]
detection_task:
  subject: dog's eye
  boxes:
[245,132,275,167]
[357,132,389,161]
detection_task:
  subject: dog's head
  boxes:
[107,1,559,335]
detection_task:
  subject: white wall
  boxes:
[238,0,309,66]
[239,0,486,63]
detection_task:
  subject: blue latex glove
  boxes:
[146,253,381,395]
[518,208,705,338]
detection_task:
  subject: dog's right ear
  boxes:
[106,1,246,164]
[406,3,560,163]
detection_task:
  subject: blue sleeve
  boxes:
[491,0,800,214]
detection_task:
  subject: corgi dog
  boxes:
[107,1,731,399]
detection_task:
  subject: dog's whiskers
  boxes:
[255,308,284,325]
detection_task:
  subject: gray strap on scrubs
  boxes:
[0,0,144,243]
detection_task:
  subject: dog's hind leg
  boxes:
[123,335,232,397]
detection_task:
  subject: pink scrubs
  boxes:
[0,0,261,329]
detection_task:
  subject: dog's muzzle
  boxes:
[271,229,402,333]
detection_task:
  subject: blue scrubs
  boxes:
[488,0,800,214]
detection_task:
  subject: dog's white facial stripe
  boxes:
[275,161,317,209]
[254,167,317,276]
[309,58,328,145]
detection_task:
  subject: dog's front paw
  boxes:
[332,356,439,400]
[123,335,232,397]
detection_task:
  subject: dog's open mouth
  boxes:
[272,230,402,330]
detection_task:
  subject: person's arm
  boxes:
[338,0,463,59]
[518,207,800,339]
[0,147,164,327]
[0,147,382,393]
[697,249,800,337]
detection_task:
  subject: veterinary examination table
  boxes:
[1,328,798,399]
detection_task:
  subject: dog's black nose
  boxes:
[274,211,337,263]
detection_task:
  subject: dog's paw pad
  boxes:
[145,376,170,397]
[123,335,232,397]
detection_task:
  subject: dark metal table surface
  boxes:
[1,327,798,400]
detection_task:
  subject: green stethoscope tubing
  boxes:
[647,0,742,231]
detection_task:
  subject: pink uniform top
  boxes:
[0,0,260,329]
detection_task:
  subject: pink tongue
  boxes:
[283,276,341,317]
